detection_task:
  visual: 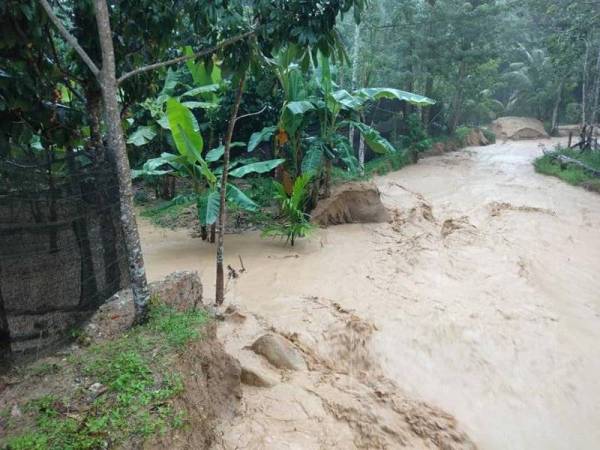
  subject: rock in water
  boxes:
[250,334,306,371]
[311,181,390,226]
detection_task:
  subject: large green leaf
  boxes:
[248,126,277,152]
[181,101,218,110]
[332,90,365,111]
[127,125,157,147]
[205,142,245,162]
[197,190,220,225]
[354,88,435,106]
[185,46,213,87]
[166,98,204,161]
[331,136,359,171]
[301,144,324,175]
[281,101,315,135]
[227,184,258,211]
[228,158,285,178]
[343,121,397,155]
[180,85,220,98]
[131,153,178,179]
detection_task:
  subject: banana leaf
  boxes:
[197,190,220,225]
[228,158,285,178]
[248,126,277,152]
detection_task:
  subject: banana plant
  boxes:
[249,50,435,197]
[127,54,222,149]
[132,99,285,233]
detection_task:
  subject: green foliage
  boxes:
[262,174,314,246]
[402,113,432,152]
[480,127,496,144]
[4,302,207,450]
[454,126,473,146]
[534,148,600,186]
[246,177,277,207]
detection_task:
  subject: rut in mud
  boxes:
[140,138,600,450]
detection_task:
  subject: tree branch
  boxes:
[38,0,101,78]
[235,105,267,122]
[117,30,255,85]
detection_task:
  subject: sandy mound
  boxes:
[216,299,476,449]
[311,182,390,226]
[491,117,549,140]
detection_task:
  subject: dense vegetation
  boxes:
[1,0,599,363]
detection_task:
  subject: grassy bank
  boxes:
[534,148,600,192]
[1,302,208,450]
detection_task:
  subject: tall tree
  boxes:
[39,0,252,321]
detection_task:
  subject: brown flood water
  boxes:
[140,138,600,450]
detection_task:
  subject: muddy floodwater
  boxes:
[140,138,600,450]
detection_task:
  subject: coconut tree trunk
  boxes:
[215,73,246,305]
[94,0,149,323]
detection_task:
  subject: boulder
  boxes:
[490,117,549,140]
[311,182,390,227]
[250,333,306,371]
[149,271,203,311]
[83,271,203,341]
[464,129,490,146]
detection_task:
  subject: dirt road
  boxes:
[140,138,600,449]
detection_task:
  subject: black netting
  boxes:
[0,154,129,363]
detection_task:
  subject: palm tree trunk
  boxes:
[215,73,246,305]
[94,0,149,323]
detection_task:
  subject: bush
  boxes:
[481,127,496,144]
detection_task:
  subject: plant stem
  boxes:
[215,73,246,305]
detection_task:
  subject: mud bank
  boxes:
[140,138,600,449]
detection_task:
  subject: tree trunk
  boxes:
[592,44,600,125]
[582,40,590,125]
[215,73,246,305]
[358,113,366,173]
[348,21,361,151]
[0,264,11,373]
[94,0,149,323]
[210,223,216,243]
[551,80,564,136]
[449,62,467,134]
[422,0,437,129]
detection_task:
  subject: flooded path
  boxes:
[140,138,600,449]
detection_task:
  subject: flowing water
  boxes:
[140,138,600,449]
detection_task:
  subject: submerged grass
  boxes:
[534,147,600,191]
[2,301,208,450]
[140,197,195,228]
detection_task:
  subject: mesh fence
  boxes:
[0,153,129,362]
